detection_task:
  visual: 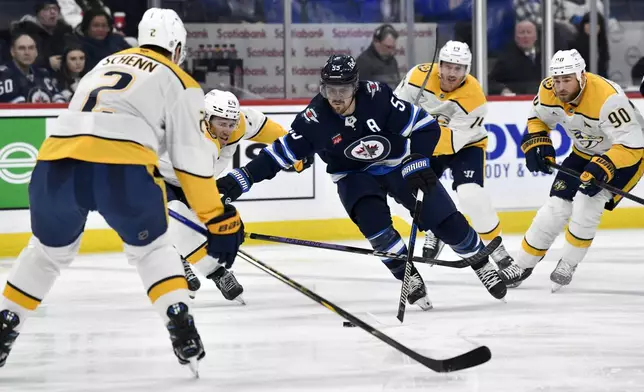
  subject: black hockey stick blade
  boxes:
[246,233,502,269]
[397,189,424,323]
[547,161,644,206]
[237,249,492,373]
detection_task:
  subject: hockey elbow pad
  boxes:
[521,131,555,174]
[217,167,254,204]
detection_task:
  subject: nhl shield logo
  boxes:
[344,135,391,162]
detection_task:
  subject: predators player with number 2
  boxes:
[160,89,310,302]
[0,9,246,376]
[500,49,644,291]
[395,41,515,271]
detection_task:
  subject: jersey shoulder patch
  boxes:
[407,63,438,90]
[537,77,561,109]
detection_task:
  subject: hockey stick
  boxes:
[236,249,491,373]
[168,210,492,372]
[396,189,424,323]
[245,232,501,269]
[547,161,644,206]
[412,25,439,105]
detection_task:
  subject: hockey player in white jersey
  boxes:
[160,89,309,302]
[500,49,644,291]
[0,9,245,375]
[395,41,515,271]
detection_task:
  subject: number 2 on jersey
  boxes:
[81,71,134,112]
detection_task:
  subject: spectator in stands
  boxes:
[488,20,542,95]
[54,45,86,102]
[0,32,64,103]
[356,24,400,88]
[10,0,74,72]
[569,12,609,77]
[632,56,644,87]
[75,8,130,72]
[513,0,577,52]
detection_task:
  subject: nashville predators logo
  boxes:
[553,180,567,192]
[542,78,554,90]
[417,63,431,73]
[572,129,604,150]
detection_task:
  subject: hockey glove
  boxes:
[401,153,437,195]
[205,203,244,268]
[217,167,253,204]
[293,155,314,173]
[578,155,615,197]
[521,131,556,174]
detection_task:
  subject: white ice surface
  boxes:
[1,230,643,392]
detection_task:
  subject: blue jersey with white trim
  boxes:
[247,81,440,183]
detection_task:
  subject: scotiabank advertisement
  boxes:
[184,23,437,98]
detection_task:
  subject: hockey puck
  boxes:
[342,321,356,328]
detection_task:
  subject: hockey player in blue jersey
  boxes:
[0,33,64,103]
[217,55,507,307]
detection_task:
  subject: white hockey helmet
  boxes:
[549,49,586,82]
[438,40,472,77]
[204,89,241,122]
[137,8,187,65]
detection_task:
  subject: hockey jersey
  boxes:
[528,73,644,169]
[244,80,442,183]
[394,63,488,155]
[38,47,225,223]
[0,61,65,103]
[160,106,287,186]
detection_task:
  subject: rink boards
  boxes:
[0,98,643,256]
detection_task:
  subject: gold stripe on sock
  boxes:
[479,221,502,242]
[147,275,188,303]
[565,228,593,248]
[185,242,207,265]
[3,281,41,311]
[521,237,548,257]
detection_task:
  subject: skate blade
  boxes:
[507,281,522,289]
[551,282,563,293]
[188,358,199,378]
[234,295,246,305]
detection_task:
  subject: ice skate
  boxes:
[166,302,205,377]
[473,260,507,300]
[550,259,577,292]
[422,231,445,260]
[0,310,20,368]
[490,243,521,288]
[181,258,201,299]
[406,271,432,310]
[498,262,533,287]
[208,267,245,304]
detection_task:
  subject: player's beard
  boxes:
[330,96,355,115]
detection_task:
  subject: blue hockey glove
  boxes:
[578,155,615,197]
[217,167,253,204]
[401,153,437,195]
[521,131,555,174]
[205,203,244,268]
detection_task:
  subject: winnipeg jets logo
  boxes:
[343,135,391,162]
[366,81,380,97]
[572,129,604,150]
[303,108,319,123]
[345,116,357,129]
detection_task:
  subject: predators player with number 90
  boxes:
[0,8,245,375]
[500,49,644,291]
